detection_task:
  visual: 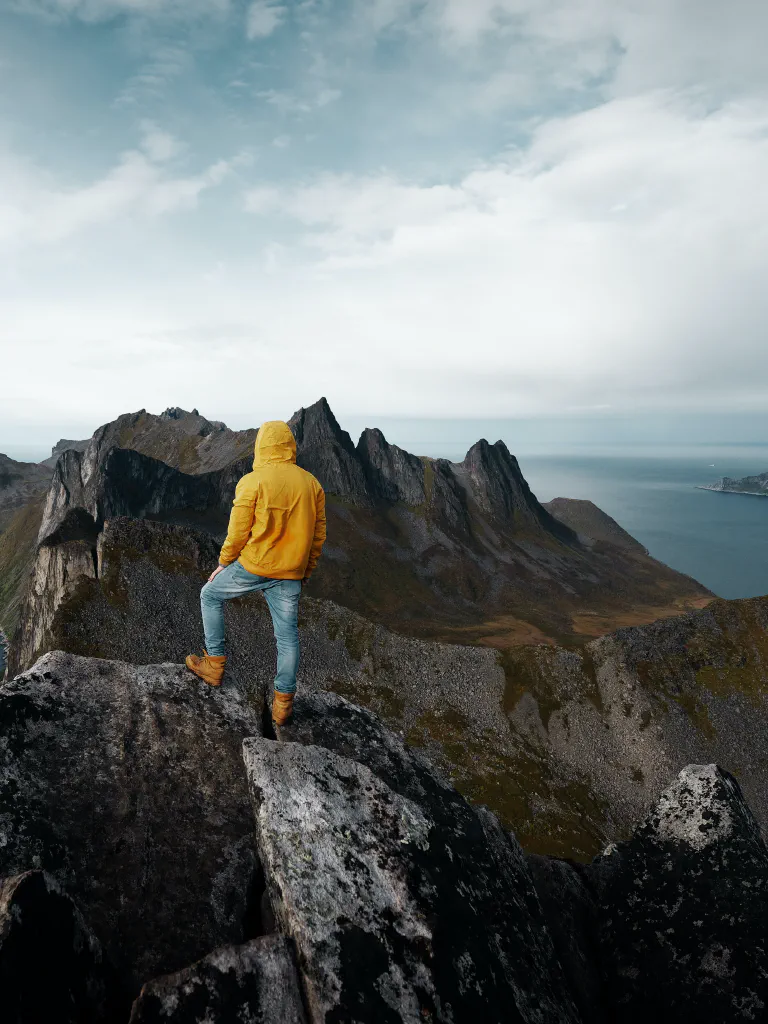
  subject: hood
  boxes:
[253,420,297,468]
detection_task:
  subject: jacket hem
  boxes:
[236,557,305,580]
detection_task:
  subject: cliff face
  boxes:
[2,653,766,1024]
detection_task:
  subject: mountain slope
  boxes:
[11,515,768,861]
[0,453,50,534]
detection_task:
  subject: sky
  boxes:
[2,0,768,445]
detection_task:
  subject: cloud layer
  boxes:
[1,0,768,432]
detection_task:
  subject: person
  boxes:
[186,420,326,725]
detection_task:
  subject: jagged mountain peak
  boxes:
[289,398,369,504]
[461,436,575,539]
[288,396,356,455]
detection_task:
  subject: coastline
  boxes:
[696,485,768,498]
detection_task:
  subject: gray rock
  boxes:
[289,397,370,504]
[40,438,89,470]
[0,868,132,1023]
[245,710,583,1023]
[129,935,307,1023]
[0,651,263,982]
[526,855,606,1024]
[462,439,574,539]
[38,445,244,547]
[357,427,426,505]
[587,764,768,1023]
[273,689,453,803]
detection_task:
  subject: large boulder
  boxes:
[0,652,263,983]
[129,935,307,1023]
[247,691,583,1023]
[0,869,131,1023]
[586,764,768,1023]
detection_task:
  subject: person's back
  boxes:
[185,420,326,724]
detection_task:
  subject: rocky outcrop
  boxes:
[289,397,370,504]
[0,652,263,982]
[40,437,89,469]
[13,538,98,671]
[3,651,768,1022]
[586,765,768,1022]
[544,497,648,553]
[129,936,307,1024]
[84,408,256,474]
[0,869,131,1023]
[245,693,582,1023]
[525,855,605,1023]
[463,439,574,539]
[357,427,426,505]
[37,446,243,547]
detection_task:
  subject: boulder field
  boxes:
[0,651,766,1023]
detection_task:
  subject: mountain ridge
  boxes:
[3,397,710,651]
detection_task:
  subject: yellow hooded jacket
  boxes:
[218,421,326,580]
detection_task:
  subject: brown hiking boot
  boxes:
[185,650,227,687]
[272,691,294,726]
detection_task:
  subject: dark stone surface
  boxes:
[0,869,132,1024]
[357,427,426,505]
[586,764,768,1023]
[526,854,606,1024]
[129,935,307,1023]
[463,439,575,539]
[0,652,263,983]
[288,397,370,504]
[258,690,583,1023]
[38,446,247,546]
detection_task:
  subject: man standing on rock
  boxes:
[186,420,326,725]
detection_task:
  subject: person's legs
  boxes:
[262,579,302,695]
[200,562,266,655]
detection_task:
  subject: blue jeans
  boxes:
[200,561,301,694]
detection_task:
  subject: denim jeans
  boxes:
[200,561,302,694]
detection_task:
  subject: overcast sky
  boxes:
[2,0,768,442]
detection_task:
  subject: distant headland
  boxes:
[698,470,768,497]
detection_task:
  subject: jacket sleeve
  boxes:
[218,477,256,566]
[305,486,327,578]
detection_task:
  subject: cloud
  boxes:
[246,0,286,39]
[139,121,182,162]
[4,0,768,425]
[234,92,768,413]
[9,0,229,21]
[0,138,231,250]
